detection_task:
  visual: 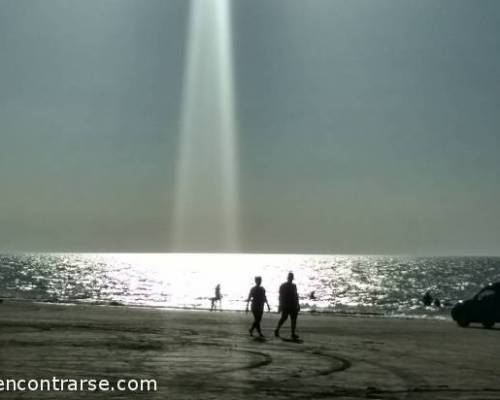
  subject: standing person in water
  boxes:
[210,284,222,311]
[274,272,300,339]
[246,276,271,337]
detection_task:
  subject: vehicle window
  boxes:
[477,289,496,301]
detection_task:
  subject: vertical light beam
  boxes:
[172,0,240,252]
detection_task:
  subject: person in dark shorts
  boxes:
[274,272,300,339]
[246,276,271,337]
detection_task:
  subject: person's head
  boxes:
[254,276,262,286]
[287,272,294,283]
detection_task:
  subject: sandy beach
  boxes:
[0,301,499,399]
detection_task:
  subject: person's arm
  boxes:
[264,291,271,312]
[245,290,252,313]
[278,285,283,313]
[294,284,300,311]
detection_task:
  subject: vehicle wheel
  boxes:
[482,321,494,329]
[456,318,469,327]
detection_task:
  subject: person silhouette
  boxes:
[210,284,222,311]
[274,272,300,339]
[246,276,271,337]
[422,291,433,307]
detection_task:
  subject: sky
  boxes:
[0,0,499,255]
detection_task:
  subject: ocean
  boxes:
[1,253,499,319]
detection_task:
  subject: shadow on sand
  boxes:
[466,326,500,331]
[280,337,304,344]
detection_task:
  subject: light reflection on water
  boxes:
[1,253,499,318]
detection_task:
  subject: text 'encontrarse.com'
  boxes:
[0,377,158,392]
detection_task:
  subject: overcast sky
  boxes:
[1,0,499,255]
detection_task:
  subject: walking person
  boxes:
[274,272,300,339]
[246,276,271,337]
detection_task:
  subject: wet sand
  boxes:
[0,300,499,399]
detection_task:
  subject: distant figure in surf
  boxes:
[422,291,433,307]
[274,272,300,339]
[210,284,222,311]
[246,276,271,337]
[422,291,442,308]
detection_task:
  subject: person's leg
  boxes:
[290,312,298,338]
[274,311,289,336]
[250,309,258,335]
[210,298,215,311]
[254,309,264,336]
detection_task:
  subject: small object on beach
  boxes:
[433,298,441,308]
[309,291,316,300]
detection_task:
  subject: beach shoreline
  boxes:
[0,300,499,399]
[0,296,452,321]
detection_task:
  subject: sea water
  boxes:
[1,253,499,319]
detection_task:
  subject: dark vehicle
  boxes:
[451,282,500,329]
